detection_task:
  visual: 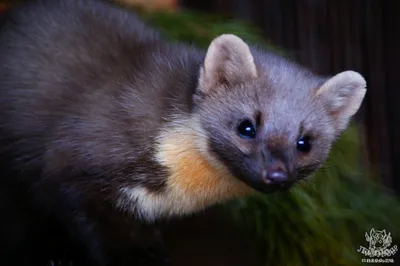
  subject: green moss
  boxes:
[138,8,288,56]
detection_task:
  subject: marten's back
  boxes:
[0,0,202,183]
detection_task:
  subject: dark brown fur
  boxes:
[0,0,200,265]
[0,0,366,265]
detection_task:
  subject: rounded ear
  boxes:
[315,70,367,132]
[198,34,258,94]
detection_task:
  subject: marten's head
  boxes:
[192,34,366,194]
[120,34,366,221]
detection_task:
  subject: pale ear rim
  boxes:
[316,70,367,97]
[314,70,367,132]
[203,34,258,79]
[198,33,258,93]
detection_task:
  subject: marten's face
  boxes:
[194,82,330,193]
[194,34,367,194]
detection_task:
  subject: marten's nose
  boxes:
[260,144,293,185]
[261,159,289,185]
[262,169,288,184]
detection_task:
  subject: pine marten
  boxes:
[0,0,367,265]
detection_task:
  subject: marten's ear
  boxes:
[198,34,258,94]
[315,70,367,132]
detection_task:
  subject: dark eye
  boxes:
[297,136,312,153]
[237,120,256,139]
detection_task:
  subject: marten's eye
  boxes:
[237,120,256,139]
[297,136,312,153]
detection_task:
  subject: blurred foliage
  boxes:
[131,6,289,56]
[136,6,400,266]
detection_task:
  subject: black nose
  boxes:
[262,170,288,185]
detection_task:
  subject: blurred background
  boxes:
[1,0,399,265]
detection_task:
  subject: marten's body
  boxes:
[0,0,366,265]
